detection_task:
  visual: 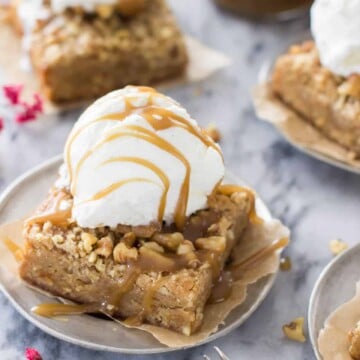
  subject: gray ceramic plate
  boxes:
[258,31,360,175]
[0,155,277,354]
[308,244,360,359]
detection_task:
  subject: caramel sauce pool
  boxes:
[3,238,23,262]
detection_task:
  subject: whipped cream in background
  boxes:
[17,0,50,72]
[62,86,224,228]
[311,0,360,76]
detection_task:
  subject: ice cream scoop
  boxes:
[311,0,360,76]
[63,86,225,229]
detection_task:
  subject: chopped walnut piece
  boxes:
[329,239,348,256]
[139,246,176,271]
[205,123,221,142]
[280,257,292,271]
[195,236,226,252]
[338,75,360,100]
[88,252,98,264]
[230,191,248,205]
[113,242,138,263]
[52,234,64,245]
[43,221,52,232]
[283,317,306,343]
[95,236,114,258]
[152,232,184,251]
[142,241,165,253]
[289,41,314,54]
[95,258,106,273]
[121,232,136,247]
[81,232,97,253]
[349,322,360,359]
[95,4,114,18]
[177,240,195,255]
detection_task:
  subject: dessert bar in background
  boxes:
[271,0,360,158]
[9,0,188,103]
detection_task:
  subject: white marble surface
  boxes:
[1,1,359,359]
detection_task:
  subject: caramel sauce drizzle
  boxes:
[89,178,158,202]
[25,209,72,227]
[3,237,23,262]
[65,86,222,230]
[73,125,191,229]
[99,157,170,222]
[218,184,263,225]
[124,276,166,326]
[25,190,72,226]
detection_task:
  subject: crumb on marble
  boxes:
[192,86,203,97]
[25,348,43,360]
[280,256,292,271]
[282,317,306,343]
[329,239,348,256]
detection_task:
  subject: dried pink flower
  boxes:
[15,107,37,124]
[25,348,43,360]
[32,93,44,113]
[16,94,44,124]
[3,84,23,105]
[0,118,4,132]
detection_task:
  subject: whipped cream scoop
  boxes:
[311,0,360,76]
[62,86,224,229]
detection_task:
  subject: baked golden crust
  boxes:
[349,322,360,359]
[271,41,360,157]
[20,187,252,335]
[11,0,188,103]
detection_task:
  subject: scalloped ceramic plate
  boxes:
[257,31,360,175]
[0,155,278,354]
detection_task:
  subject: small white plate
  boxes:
[257,31,360,175]
[308,244,360,359]
[0,155,278,354]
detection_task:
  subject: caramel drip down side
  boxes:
[124,276,166,326]
[25,190,72,227]
[218,184,263,225]
[25,209,72,227]
[88,178,158,202]
[3,238,23,262]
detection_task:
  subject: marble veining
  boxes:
[0,1,358,359]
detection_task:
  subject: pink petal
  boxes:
[3,84,23,105]
[25,348,43,360]
[32,93,44,114]
[15,106,37,124]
